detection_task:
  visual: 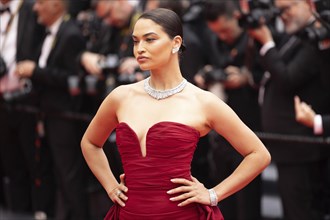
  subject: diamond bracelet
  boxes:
[208,188,218,206]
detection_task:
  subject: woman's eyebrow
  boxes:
[132,32,158,38]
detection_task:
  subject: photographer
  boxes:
[293,2,330,216]
[293,0,330,137]
[195,1,264,219]
[248,0,330,219]
[79,0,143,115]
[296,0,330,87]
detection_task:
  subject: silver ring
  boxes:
[116,190,122,197]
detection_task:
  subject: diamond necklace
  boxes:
[144,77,188,100]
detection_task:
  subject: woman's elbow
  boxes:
[80,135,87,150]
[260,148,272,169]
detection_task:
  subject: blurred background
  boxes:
[0,0,329,219]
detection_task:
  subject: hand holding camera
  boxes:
[194,65,228,89]
[238,0,280,30]
[247,24,274,45]
[224,66,250,89]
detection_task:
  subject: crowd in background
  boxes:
[0,0,329,220]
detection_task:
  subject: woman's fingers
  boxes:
[110,188,127,207]
[169,191,195,201]
[117,189,128,201]
[168,177,210,206]
[109,174,129,207]
[167,185,192,194]
[178,197,197,207]
[114,189,126,207]
[119,173,128,193]
[170,178,193,185]
[119,173,125,183]
[168,185,208,206]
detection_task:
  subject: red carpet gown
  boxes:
[105,121,224,220]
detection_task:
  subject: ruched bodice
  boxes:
[116,121,199,191]
[105,122,223,220]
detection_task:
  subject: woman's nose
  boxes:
[137,42,145,53]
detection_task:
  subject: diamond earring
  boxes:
[172,47,179,54]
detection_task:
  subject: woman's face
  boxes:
[132,18,175,71]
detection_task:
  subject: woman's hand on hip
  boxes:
[167,176,210,206]
[109,174,128,207]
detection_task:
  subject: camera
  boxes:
[297,23,330,43]
[238,0,280,29]
[2,79,33,102]
[295,0,330,45]
[198,65,228,87]
[0,55,7,78]
[97,54,120,73]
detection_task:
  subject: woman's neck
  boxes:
[149,66,184,91]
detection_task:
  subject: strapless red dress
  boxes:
[105,121,224,220]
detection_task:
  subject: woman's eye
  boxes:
[133,40,139,45]
[146,38,155,42]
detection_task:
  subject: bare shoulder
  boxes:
[103,81,143,104]
[93,81,143,125]
[187,83,226,108]
[186,83,235,129]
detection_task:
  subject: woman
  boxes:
[81,8,271,220]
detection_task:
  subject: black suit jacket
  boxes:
[323,116,330,136]
[16,1,44,63]
[319,48,330,136]
[31,15,86,113]
[261,34,330,163]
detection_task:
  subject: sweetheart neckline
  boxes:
[117,121,200,158]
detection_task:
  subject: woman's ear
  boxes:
[172,35,183,54]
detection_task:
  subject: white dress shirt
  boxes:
[38,16,63,68]
[314,114,323,135]
[0,0,20,93]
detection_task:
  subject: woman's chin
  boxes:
[139,65,150,71]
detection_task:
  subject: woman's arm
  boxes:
[204,92,271,202]
[168,91,270,206]
[81,86,128,206]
